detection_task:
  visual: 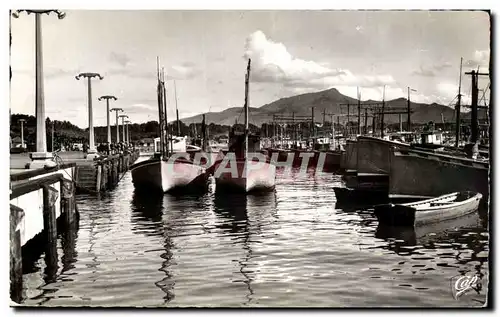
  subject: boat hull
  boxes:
[130,157,208,194]
[334,187,389,206]
[214,158,276,193]
[374,192,483,227]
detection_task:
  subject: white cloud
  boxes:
[167,63,201,80]
[464,49,490,70]
[243,30,395,90]
[131,103,155,110]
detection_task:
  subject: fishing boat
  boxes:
[212,59,276,193]
[186,114,222,171]
[130,59,208,194]
[373,191,483,227]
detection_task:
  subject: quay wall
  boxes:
[389,149,490,201]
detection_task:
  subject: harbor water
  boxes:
[20,160,489,307]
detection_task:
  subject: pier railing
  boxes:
[76,150,140,193]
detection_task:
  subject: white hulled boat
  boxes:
[212,59,276,193]
[130,59,208,194]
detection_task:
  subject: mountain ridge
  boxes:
[178,87,458,126]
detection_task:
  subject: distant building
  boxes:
[138,138,155,153]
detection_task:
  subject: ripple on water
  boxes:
[19,170,488,307]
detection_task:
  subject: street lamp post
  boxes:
[12,9,65,168]
[119,114,129,145]
[125,120,132,145]
[76,72,103,159]
[18,119,25,149]
[98,95,117,154]
[110,108,123,144]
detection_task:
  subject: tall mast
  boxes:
[174,80,181,136]
[381,85,386,138]
[407,87,411,132]
[244,59,251,158]
[162,69,172,154]
[455,57,463,148]
[357,87,361,135]
[156,57,165,158]
[201,113,206,151]
[162,68,169,156]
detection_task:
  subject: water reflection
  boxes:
[130,190,175,303]
[373,210,488,301]
[19,167,490,307]
[60,220,79,275]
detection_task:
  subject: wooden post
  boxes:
[60,179,75,227]
[96,165,102,192]
[42,184,59,283]
[107,161,112,189]
[10,204,24,304]
[364,109,368,135]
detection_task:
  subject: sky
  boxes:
[10,10,490,128]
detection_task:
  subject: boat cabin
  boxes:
[420,131,443,145]
[228,131,261,158]
[154,136,188,153]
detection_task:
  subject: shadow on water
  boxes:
[21,211,81,304]
[211,191,277,305]
[130,189,215,304]
[373,209,488,294]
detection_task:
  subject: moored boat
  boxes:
[213,59,276,194]
[130,154,207,194]
[374,191,483,227]
[130,58,208,194]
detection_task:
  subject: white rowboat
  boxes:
[374,191,483,227]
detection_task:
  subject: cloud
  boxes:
[109,52,132,67]
[464,49,490,69]
[103,68,155,80]
[436,82,472,106]
[130,103,155,110]
[105,62,200,80]
[166,63,201,80]
[412,67,435,77]
[12,67,80,79]
[243,30,395,91]
[411,62,452,77]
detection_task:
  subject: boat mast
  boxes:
[161,68,169,157]
[156,57,165,158]
[380,85,386,138]
[357,87,361,135]
[244,59,251,158]
[455,57,463,148]
[174,80,181,136]
[202,113,207,151]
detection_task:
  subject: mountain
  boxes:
[180,88,459,126]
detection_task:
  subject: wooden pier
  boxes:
[9,150,139,304]
[75,150,140,193]
[10,163,77,304]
